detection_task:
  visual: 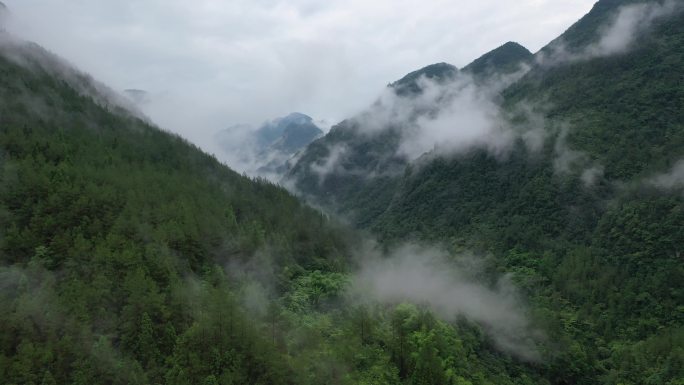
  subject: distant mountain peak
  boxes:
[282,112,312,121]
[502,41,528,50]
[256,112,320,146]
[274,112,314,125]
[390,62,458,96]
[216,112,324,178]
[462,41,532,77]
[541,0,675,55]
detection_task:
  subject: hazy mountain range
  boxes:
[0,0,682,384]
[215,112,323,178]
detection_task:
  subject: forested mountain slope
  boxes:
[0,34,356,384]
[0,1,682,384]
[0,30,560,385]
[285,39,535,227]
[286,0,684,383]
[462,42,533,79]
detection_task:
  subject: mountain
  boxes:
[255,112,323,154]
[0,28,571,385]
[0,33,353,384]
[1,28,556,384]
[286,40,534,226]
[2,1,683,384]
[286,1,684,383]
[543,0,657,53]
[216,112,323,177]
[462,41,533,78]
[390,62,458,96]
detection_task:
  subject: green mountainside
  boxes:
[545,0,655,52]
[1,0,683,384]
[0,35,359,384]
[286,0,684,383]
[506,2,684,180]
[287,39,536,227]
[0,32,552,385]
[390,62,458,96]
[462,42,533,78]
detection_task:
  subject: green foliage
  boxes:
[462,41,533,79]
[285,270,348,311]
[2,1,684,384]
[286,2,684,384]
[0,43,540,385]
[391,62,459,96]
[0,50,351,384]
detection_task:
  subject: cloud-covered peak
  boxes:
[2,1,598,154]
[462,41,532,77]
[215,112,324,180]
[539,0,682,64]
[390,62,458,96]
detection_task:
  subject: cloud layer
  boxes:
[3,0,595,161]
[351,244,542,361]
[540,0,683,65]
[305,66,545,184]
[648,160,684,190]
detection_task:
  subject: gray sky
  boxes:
[4,0,595,156]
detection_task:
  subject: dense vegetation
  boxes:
[0,36,557,385]
[462,42,533,79]
[0,43,355,384]
[287,0,684,384]
[1,0,682,384]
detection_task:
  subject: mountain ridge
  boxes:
[462,41,533,78]
[285,1,684,383]
[216,112,323,178]
[1,1,682,384]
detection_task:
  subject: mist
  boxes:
[0,0,596,171]
[300,0,681,188]
[551,125,606,187]
[350,244,542,361]
[647,159,684,190]
[306,64,548,184]
[0,31,144,121]
[588,0,681,57]
[213,114,325,180]
[395,73,521,160]
[213,123,266,176]
[310,144,350,182]
[540,0,682,65]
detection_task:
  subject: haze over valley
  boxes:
[0,1,682,384]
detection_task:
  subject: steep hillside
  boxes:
[462,42,533,78]
[506,0,684,180]
[287,39,536,226]
[2,1,682,383]
[390,62,458,96]
[286,1,684,383]
[0,35,354,384]
[0,33,562,385]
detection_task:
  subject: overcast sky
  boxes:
[4,0,596,156]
